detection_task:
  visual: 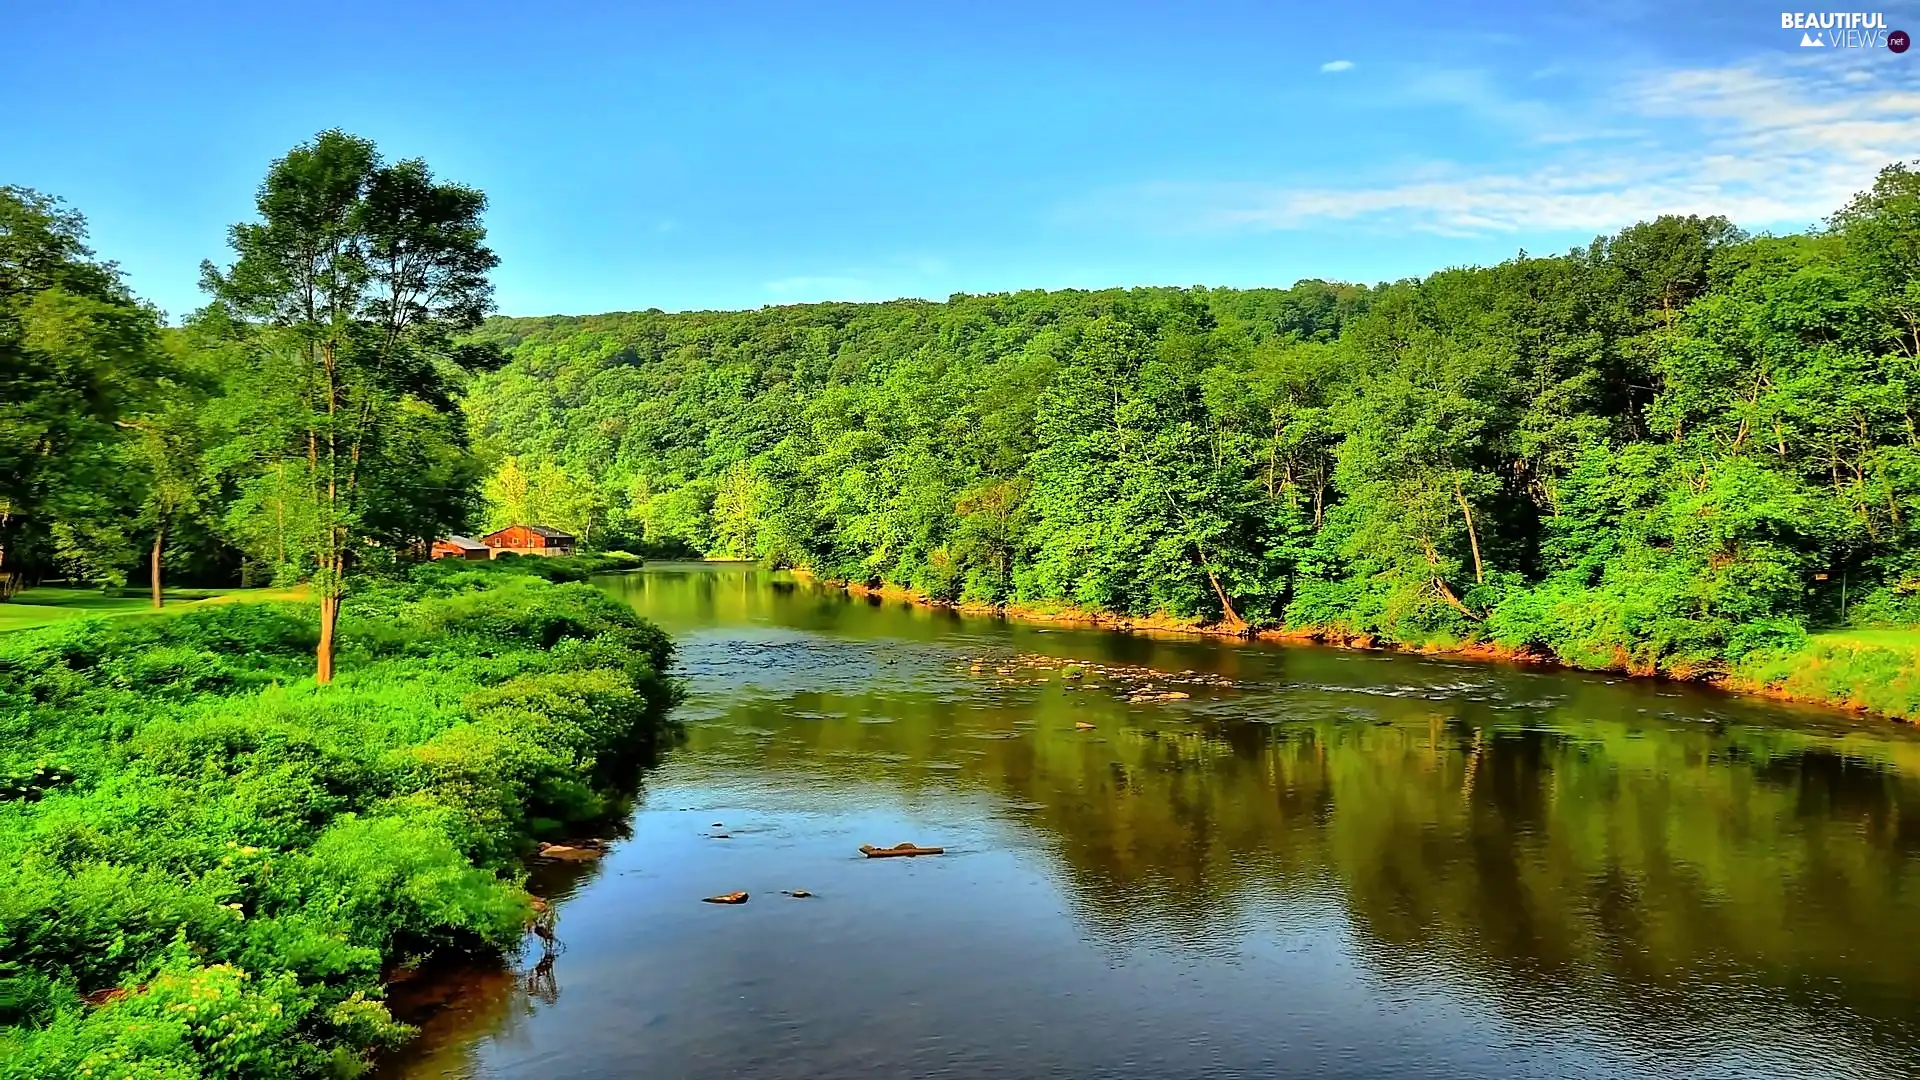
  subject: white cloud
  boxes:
[1320,59,1355,73]
[1100,54,1920,237]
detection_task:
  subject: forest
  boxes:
[5,143,1919,713]
[460,166,1920,715]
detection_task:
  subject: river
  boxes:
[383,561,1920,1079]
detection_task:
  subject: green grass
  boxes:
[1740,627,1920,722]
[0,586,300,633]
[1814,627,1920,651]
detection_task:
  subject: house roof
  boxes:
[436,535,488,550]
[482,525,576,542]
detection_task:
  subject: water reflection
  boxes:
[385,563,1920,1079]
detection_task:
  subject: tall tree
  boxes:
[0,187,164,598]
[125,360,208,607]
[200,130,497,681]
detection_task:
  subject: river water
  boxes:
[385,561,1920,1080]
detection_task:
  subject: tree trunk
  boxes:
[0,540,16,602]
[1202,562,1246,632]
[1454,486,1485,585]
[1423,537,1482,621]
[150,524,166,609]
[316,587,340,685]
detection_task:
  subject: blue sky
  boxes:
[5,1,1918,320]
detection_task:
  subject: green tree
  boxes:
[125,355,209,606]
[0,187,163,598]
[199,130,498,681]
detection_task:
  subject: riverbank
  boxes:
[0,559,680,1077]
[803,571,1918,723]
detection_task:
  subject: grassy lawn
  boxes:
[1813,627,1920,652]
[1748,627,1920,721]
[0,585,306,633]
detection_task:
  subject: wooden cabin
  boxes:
[430,535,491,561]
[480,525,577,558]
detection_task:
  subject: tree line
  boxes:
[465,165,1920,676]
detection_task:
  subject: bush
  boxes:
[0,566,679,1076]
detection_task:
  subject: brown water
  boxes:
[384,562,1920,1080]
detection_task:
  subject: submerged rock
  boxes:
[1127,690,1192,703]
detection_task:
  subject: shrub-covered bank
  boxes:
[0,559,678,1077]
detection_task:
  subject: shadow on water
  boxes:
[382,562,1920,1080]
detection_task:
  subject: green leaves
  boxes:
[448,163,1920,686]
[0,188,166,592]
[194,130,500,677]
[0,563,677,1075]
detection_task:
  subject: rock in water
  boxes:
[858,842,944,858]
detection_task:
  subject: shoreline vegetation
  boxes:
[795,569,1920,722]
[0,557,679,1077]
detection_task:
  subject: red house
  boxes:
[429,535,491,561]
[481,525,577,558]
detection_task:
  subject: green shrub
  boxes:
[0,569,679,1076]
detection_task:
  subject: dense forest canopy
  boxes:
[0,185,168,598]
[463,164,1920,676]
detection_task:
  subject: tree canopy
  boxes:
[197,129,498,680]
[463,164,1920,677]
[0,186,166,598]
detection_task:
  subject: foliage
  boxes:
[195,129,499,680]
[0,560,679,1076]
[0,186,167,597]
[462,166,1920,706]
